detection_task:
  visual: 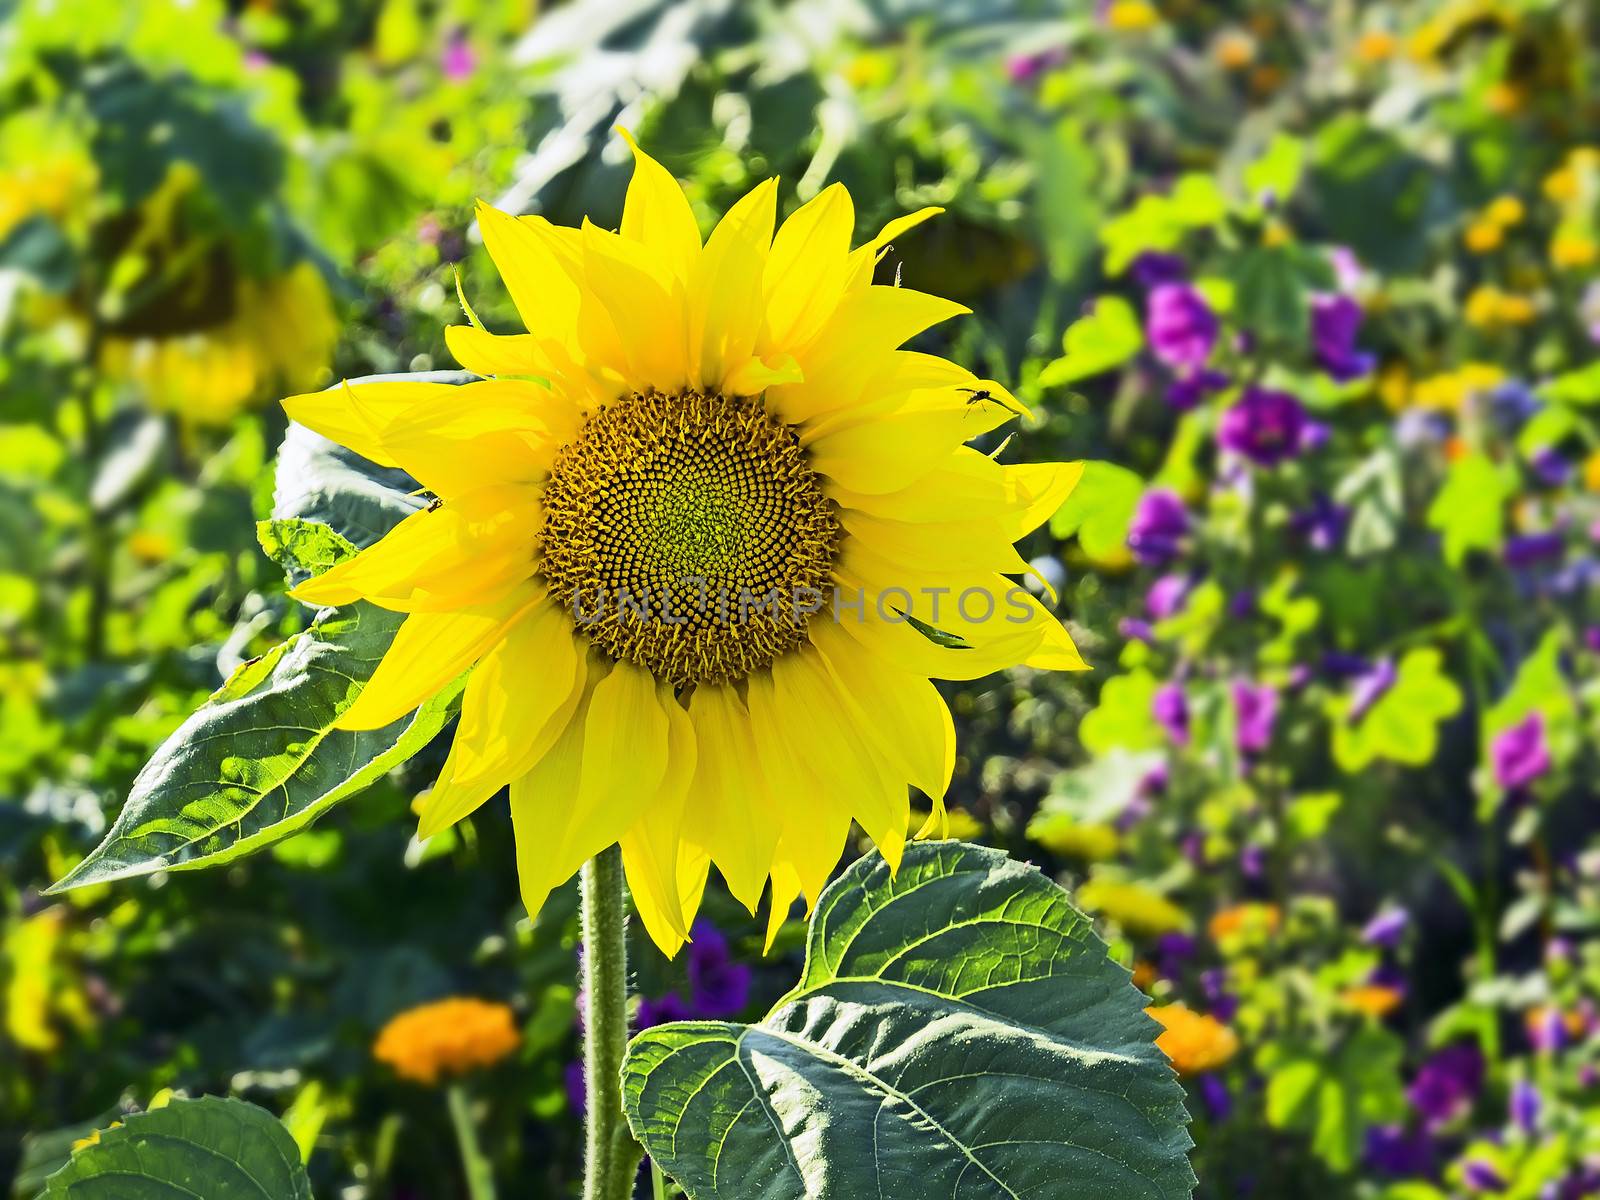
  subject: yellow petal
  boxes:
[810,619,954,803]
[843,205,943,290]
[578,659,669,825]
[840,509,1031,578]
[685,683,780,913]
[808,403,971,495]
[746,672,854,909]
[335,584,541,731]
[721,352,803,397]
[764,858,803,953]
[281,380,455,467]
[416,605,587,838]
[290,484,540,613]
[760,182,854,353]
[578,220,688,393]
[689,178,777,391]
[475,202,584,347]
[617,128,701,285]
[507,657,669,923]
[768,644,907,873]
[769,288,969,426]
[1004,461,1085,539]
[444,325,544,376]
[620,687,699,955]
[831,448,1006,524]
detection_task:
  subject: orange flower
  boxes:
[1147,1005,1239,1075]
[1208,902,1280,943]
[1355,30,1395,64]
[1132,961,1160,993]
[1342,985,1404,1019]
[373,998,520,1085]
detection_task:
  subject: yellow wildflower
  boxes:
[1105,1,1160,32]
[373,998,520,1085]
[1079,880,1192,937]
[1465,286,1537,328]
[1147,1005,1239,1075]
[1214,31,1256,70]
[1551,231,1599,271]
[1483,83,1524,116]
[1484,196,1525,228]
[1544,167,1579,204]
[1342,985,1404,1019]
[1412,363,1505,412]
[1033,821,1121,862]
[1582,450,1600,492]
[1464,221,1503,254]
[1208,902,1280,944]
[1355,30,1396,64]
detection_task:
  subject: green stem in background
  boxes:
[76,319,109,660]
[652,1159,668,1200]
[581,845,644,1200]
[445,1083,496,1200]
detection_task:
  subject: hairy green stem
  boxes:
[581,845,644,1200]
[445,1083,496,1200]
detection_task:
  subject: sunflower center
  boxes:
[540,389,841,686]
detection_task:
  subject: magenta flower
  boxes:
[1492,713,1551,790]
[1127,489,1190,565]
[442,30,477,81]
[1408,1043,1484,1130]
[1145,573,1191,620]
[1232,680,1279,755]
[1152,682,1190,745]
[1217,385,1310,466]
[1310,294,1375,381]
[1146,283,1218,370]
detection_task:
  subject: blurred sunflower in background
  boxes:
[286,133,1086,956]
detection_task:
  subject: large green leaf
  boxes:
[623,840,1196,1200]
[40,1096,311,1199]
[47,373,469,892]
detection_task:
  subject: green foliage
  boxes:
[1039,295,1144,387]
[40,1097,311,1199]
[1327,649,1464,772]
[1049,461,1144,562]
[1261,1030,1405,1172]
[623,841,1196,1200]
[1427,454,1513,565]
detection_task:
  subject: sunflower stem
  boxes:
[445,1083,496,1200]
[581,845,643,1200]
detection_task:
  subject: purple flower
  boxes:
[686,923,752,1017]
[1232,680,1279,755]
[1361,906,1410,949]
[1489,381,1541,430]
[441,30,477,81]
[1505,532,1566,569]
[1408,1043,1484,1130]
[1310,294,1376,381]
[1155,932,1196,976]
[1291,493,1349,552]
[1127,489,1190,565]
[1152,682,1190,744]
[1530,447,1571,487]
[1005,46,1067,83]
[1227,589,1255,620]
[1146,574,1191,620]
[1239,844,1267,880]
[1129,252,1188,290]
[1146,284,1218,370]
[1200,968,1238,1022]
[1217,386,1310,466]
[1510,1079,1541,1132]
[1492,713,1551,791]
[1463,1158,1508,1193]
[636,993,694,1030]
[564,1060,586,1112]
[1364,1125,1435,1177]
[1166,367,1230,411]
[1198,1075,1233,1121]
[1119,617,1154,642]
[1347,658,1398,723]
[1329,247,1365,292]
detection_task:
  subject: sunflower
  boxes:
[284,132,1086,956]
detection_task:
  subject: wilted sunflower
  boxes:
[285,133,1085,956]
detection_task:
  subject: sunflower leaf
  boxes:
[46,372,471,893]
[623,840,1196,1200]
[39,1096,312,1199]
